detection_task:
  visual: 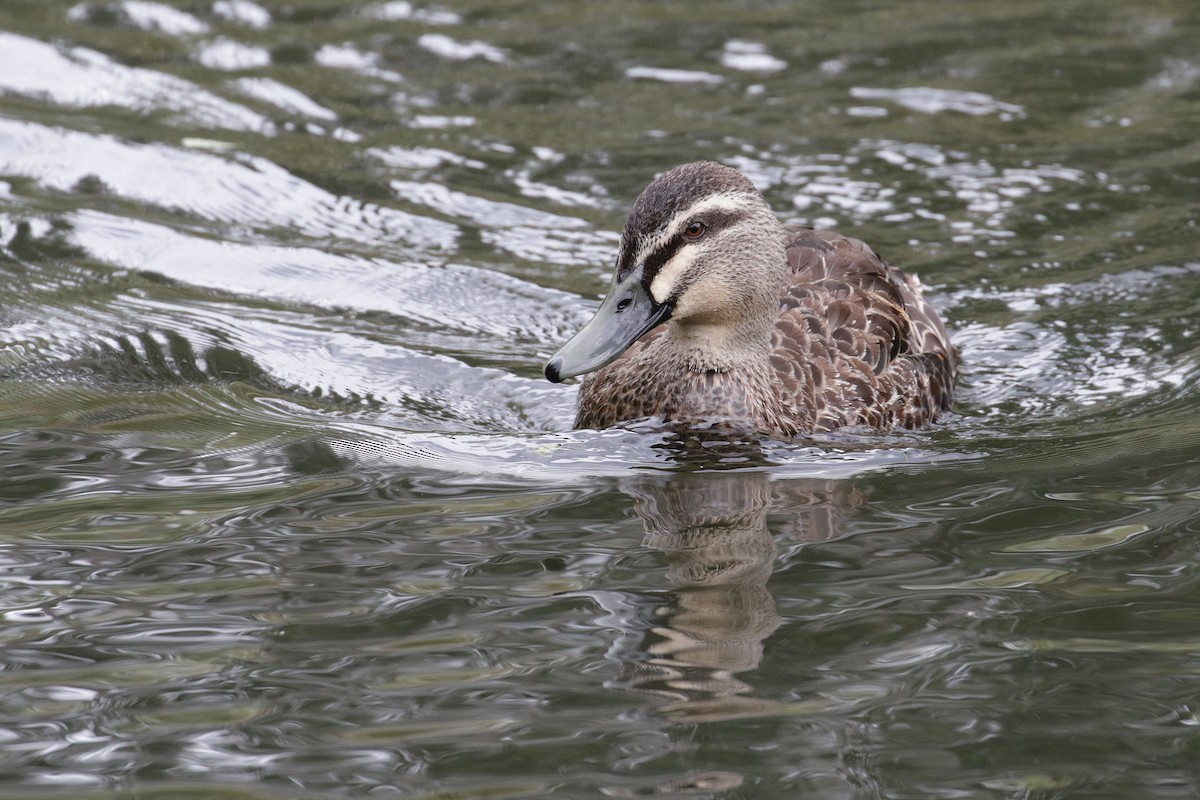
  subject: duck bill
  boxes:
[544,270,671,383]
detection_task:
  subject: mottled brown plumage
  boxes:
[546,162,956,438]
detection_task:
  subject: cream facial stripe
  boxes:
[649,247,697,304]
[641,191,758,304]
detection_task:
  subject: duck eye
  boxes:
[684,220,706,238]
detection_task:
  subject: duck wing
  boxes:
[772,228,956,431]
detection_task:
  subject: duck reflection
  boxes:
[613,468,861,722]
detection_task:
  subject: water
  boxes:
[1,1,1199,797]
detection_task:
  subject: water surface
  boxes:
[1,1,1199,797]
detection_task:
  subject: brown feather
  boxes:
[559,162,956,438]
[574,224,956,438]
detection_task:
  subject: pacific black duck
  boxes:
[544,161,956,437]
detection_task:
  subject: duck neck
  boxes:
[661,311,777,374]
[660,226,786,374]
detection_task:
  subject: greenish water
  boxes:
[1,1,1199,797]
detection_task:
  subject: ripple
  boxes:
[949,261,1200,423]
[314,42,404,83]
[1002,523,1153,554]
[362,1,462,25]
[725,145,1087,234]
[0,33,271,132]
[69,0,211,35]
[850,86,1025,119]
[322,423,971,483]
[369,145,486,171]
[232,77,339,121]
[625,66,725,85]
[417,33,507,64]
[391,180,587,231]
[390,178,617,263]
[720,40,787,73]
[507,152,610,209]
[406,114,477,129]
[194,38,272,71]
[212,0,271,28]
[63,211,573,340]
[0,119,457,252]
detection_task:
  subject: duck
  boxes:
[543,161,956,438]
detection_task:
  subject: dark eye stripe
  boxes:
[641,237,686,284]
[617,208,747,283]
[689,209,743,233]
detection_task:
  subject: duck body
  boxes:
[544,162,956,438]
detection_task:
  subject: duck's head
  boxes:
[545,161,785,383]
